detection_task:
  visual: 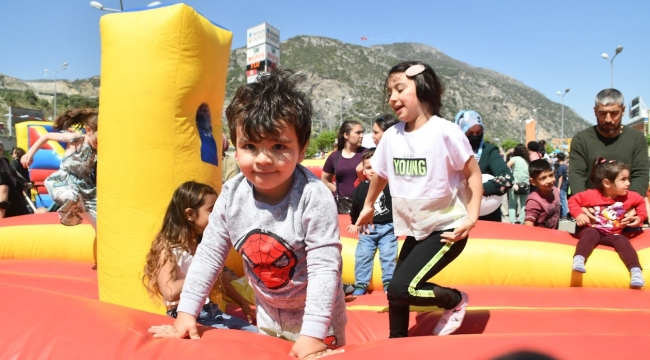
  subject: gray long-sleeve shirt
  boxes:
[178,165,345,340]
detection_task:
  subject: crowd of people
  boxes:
[2,62,648,359]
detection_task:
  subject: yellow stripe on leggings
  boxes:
[408,242,453,298]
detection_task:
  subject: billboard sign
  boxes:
[246,23,280,49]
[246,44,281,65]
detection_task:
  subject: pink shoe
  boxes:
[433,292,468,336]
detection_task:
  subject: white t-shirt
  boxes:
[168,247,209,306]
[371,116,474,240]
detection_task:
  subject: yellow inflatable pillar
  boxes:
[97,4,232,313]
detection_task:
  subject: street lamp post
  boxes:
[358,112,380,130]
[601,46,623,88]
[325,96,353,127]
[556,88,570,152]
[89,1,160,11]
[45,62,68,119]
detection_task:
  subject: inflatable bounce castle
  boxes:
[2,3,650,359]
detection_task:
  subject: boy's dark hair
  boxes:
[590,157,628,192]
[529,159,553,179]
[385,61,444,118]
[556,152,565,161]
[362,148,375,160]
[225,69,312,149]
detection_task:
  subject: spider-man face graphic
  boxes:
[323,335,338,350]
[235,229,297,289]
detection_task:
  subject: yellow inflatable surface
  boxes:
[96,4,232,313]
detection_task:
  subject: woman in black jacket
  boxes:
[455,110,513,222]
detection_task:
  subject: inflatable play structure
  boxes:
[15,121,64,208]
[2,4,650,359]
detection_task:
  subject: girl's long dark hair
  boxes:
[54,108,98,132]
[142,181,217,302]
[336,120,362,151]
[512,144,531,164]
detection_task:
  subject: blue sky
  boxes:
[1,0,648,125]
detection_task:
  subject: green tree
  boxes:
[314,130,337,152]
[306,130,337,159]
[500,139,519,151]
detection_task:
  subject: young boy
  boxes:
[149,70,347,359]
[555,152,570,221]
[347,148,397,295]
[525,159,561,229]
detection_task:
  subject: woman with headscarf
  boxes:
[455,110,513,222]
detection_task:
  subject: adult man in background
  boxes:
[569,89,648,197]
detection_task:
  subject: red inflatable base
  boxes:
[2,260,650,359]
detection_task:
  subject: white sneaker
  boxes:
[572,255,586,273]
[631,267,645,287]
[433,292,468,336]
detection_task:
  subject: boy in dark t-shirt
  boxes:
[347,148,397,295]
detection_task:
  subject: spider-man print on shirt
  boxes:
[235,229,297,289]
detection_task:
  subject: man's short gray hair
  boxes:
[595,88,624,107]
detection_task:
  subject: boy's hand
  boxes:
[441,218,475,243]
[241,303,256,324]
[355,205,375,234]
[302,348,345,359]
[148,312,200,339]
[575,214,591,227]
[346,224,358,234]
[289,335,327,359]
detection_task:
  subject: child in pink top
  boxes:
[568,158,646,287]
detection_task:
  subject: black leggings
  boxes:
[387,230,467,338]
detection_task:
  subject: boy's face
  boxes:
[235,123,306,204]
[362,158,374,180]
[531,169,555,194]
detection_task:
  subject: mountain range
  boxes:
[1,36,590,143]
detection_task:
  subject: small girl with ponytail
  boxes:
[568,157,646,287]
[21,108,98,226]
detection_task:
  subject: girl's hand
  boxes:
[580,207,597,223]
[289,335,327,359]
[346,224,358,234]
[575,214,591,227]
[441,218,475,243]
[148,312,200,339]
[354,205,375,234]
[620,208,638,227]
[20,154,33,168]
[241,303,256,324]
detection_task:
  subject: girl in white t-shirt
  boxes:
[355,61,483,338]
